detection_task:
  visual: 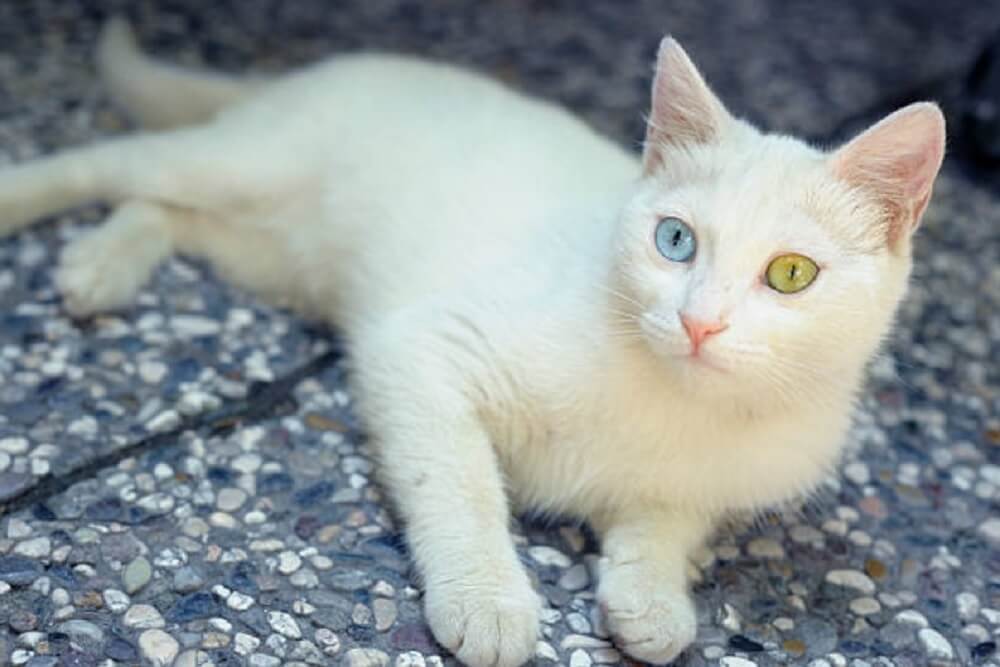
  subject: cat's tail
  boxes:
[97,17,264,129]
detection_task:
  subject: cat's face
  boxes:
[613,40,945,406]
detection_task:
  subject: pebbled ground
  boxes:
[0,1,998,666]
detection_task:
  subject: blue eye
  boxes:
[654,217,696,262]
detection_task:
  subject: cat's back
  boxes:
[225,52,639,321]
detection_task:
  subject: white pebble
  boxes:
[720,658,758,667]
[14,537,51,559]
[825,569,875,595]
[267,610,302,639]
[277,550,302,575]
[917,628,953,661]
[978,518,1000,546]
[124,604,165,629]
[529,545,571,568]
[895,609,929,628]
[139,629,179,666]
[956,592,980,621]
[747,537,785,560]
[849,597,880,616]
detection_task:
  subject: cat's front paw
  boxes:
[597,560,696,665]
[424,569,540,667]
[55,216,168,316]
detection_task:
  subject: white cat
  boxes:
[0,19,944,666]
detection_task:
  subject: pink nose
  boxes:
[680,314,728,354]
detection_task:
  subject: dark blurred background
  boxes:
[3,0,1000,182]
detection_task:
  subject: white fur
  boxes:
[0,22,944,666]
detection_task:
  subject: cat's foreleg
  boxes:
[54,199,181,316]
[594,508,711,664]
[354,340,540,667]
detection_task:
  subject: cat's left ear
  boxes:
[642,38,732,174]
[830,102,946,248]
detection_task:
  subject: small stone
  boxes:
[720,658,758,667]
[181,517,209,539]
[105,636,139,662]
[228,591,256,611]
[175,649,211,667]
[173,566,205,593]
[124,603,165,629]
[291,568,320,588]
[569,649,592,667]
[747,537,785,560]
[249,654,282,667]
[561,635,612,650]
[304,413,349,433]
[234,632,261,656]
[146,410,181,432]
[729,635,764,652]
[917,628,953,662]
[217,487,248,512]
[783,639,806,656]
[139,629,179,666]
[592,648,622,664]
[849,597,881,616]
[267,610,302,639]
[278,550,302,575]
[0,438,29,454]
[0,556,42,586]
[895,609,929,628]
[372,580,395,597]
[843,462,870,486]
[825,569,876,595]
[172,315,221,337]
[123,557,152,594]
[55,619,104,645]
[529,546,571,568]
[395,651,426,667]
[373,598,397,631]
[232,453,263,474]
[864,558,887,580]
[558,563,590,591]
[345,648,390,667]
[719,603,743,632]
[14,537,50,559]
[6,519,31,539]
[566,612,591,634]
[8,610,37,632]
[315,627,341,654]
[103,588,130,613]
[957,592,981,621]
[979,518,1000,546]
[201,632,230,649]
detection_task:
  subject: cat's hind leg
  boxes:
[54,199,181,317]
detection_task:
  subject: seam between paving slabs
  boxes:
[0,349,341,518]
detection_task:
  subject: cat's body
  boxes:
[0,20,944,666]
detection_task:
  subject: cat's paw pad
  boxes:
[55,224,166,316]
[597,563,696,665]
[424,573,540,667]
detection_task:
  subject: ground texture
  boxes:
[0,1,999,666]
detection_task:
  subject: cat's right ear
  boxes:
[642,38,731,175]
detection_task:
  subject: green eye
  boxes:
[766,254,819,294]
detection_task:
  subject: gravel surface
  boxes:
[0,1,998,666]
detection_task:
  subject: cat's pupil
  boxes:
[789,264,798,280]
[672,229,682,246]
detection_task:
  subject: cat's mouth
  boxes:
[638,313,729,373]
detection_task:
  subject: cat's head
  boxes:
[612,38,945,408]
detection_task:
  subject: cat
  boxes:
[0,18,944,666]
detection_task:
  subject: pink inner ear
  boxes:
[831,102,946,245]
